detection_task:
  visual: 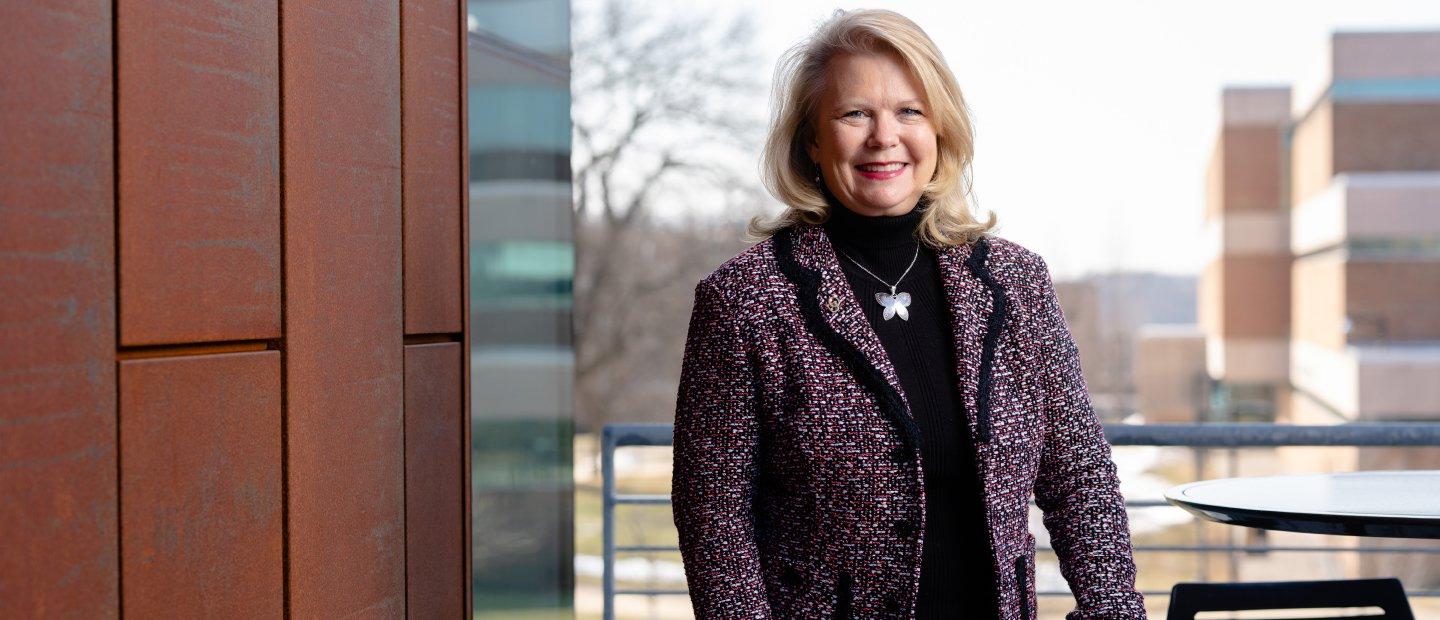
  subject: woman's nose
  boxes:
[866,113,899,149]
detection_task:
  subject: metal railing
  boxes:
[600,422,1440,619]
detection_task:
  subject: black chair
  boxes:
[1168,578,1414,620]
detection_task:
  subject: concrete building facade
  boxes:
[1134,325,1208,424]
[1288,32,1440,430]
[1194,30,1440,588]
[1200,87,1294,423]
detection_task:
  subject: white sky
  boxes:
[671,0,1440,279]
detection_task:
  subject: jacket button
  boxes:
[889,446,909,463]
[894,518,917,538]
[884,596,906,614]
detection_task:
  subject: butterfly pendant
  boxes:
[875,291,912,321]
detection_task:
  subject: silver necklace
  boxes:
[833,244,920,321]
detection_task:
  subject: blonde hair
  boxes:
[747,8,996,247]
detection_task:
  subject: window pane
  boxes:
[466,0,574,617]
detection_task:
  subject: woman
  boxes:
[671,8,1145,619]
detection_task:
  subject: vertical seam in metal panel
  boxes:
[398,0,409,614]
[277,0,291,617]
[112,3,123,347]
[112,0,124,614]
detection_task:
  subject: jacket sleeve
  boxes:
[670,278,773,619]
[1027,255,1148,620]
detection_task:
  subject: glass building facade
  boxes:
[466,0,574,617]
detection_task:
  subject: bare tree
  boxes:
[571,0,771,431]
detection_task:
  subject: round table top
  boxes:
[1164,470,1440,539]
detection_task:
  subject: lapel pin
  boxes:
[827,294,842,312]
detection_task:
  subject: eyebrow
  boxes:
[831,99,926,111]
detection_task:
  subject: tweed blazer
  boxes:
[670,221,1146,619]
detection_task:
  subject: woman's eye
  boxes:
[842,110,866,118]
[901,108,923,116]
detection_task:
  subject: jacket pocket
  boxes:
[833,570,852,620]
[1014,555,1031,620]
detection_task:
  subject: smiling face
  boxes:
[806,49,938,217]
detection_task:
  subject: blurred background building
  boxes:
[1200,87,1293,425]
[1161,29,1440,591]
[465,0,577,617]
[1284,31,1440,437]
[1134,324,1208,424]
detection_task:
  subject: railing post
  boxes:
[602,425,617,620]
[1226,444,1240,582]
[1194,445,1207,582]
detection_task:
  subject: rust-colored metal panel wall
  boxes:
[3,2,471,616]
[405,343,465,617]
[119,351,283,617]
[281,0,407,616]
[117,0,281,346]
[0,1,118,615]
[403,0,463,335]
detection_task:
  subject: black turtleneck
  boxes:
[821,194,999,618]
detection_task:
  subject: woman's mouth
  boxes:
[855,162,907,180]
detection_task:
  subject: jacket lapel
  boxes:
[774,223,918,451]
[791,224,909,411]
[775,222,1005,448]
[935,241,1000,444]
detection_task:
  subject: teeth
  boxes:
[858,163,904,172]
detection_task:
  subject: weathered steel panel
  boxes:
[119,351,283,617]
[117,0,281,345]
[403,0,463,335]
[405,342,465,617]
[282,0,406,615]
[0,1,118,616]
